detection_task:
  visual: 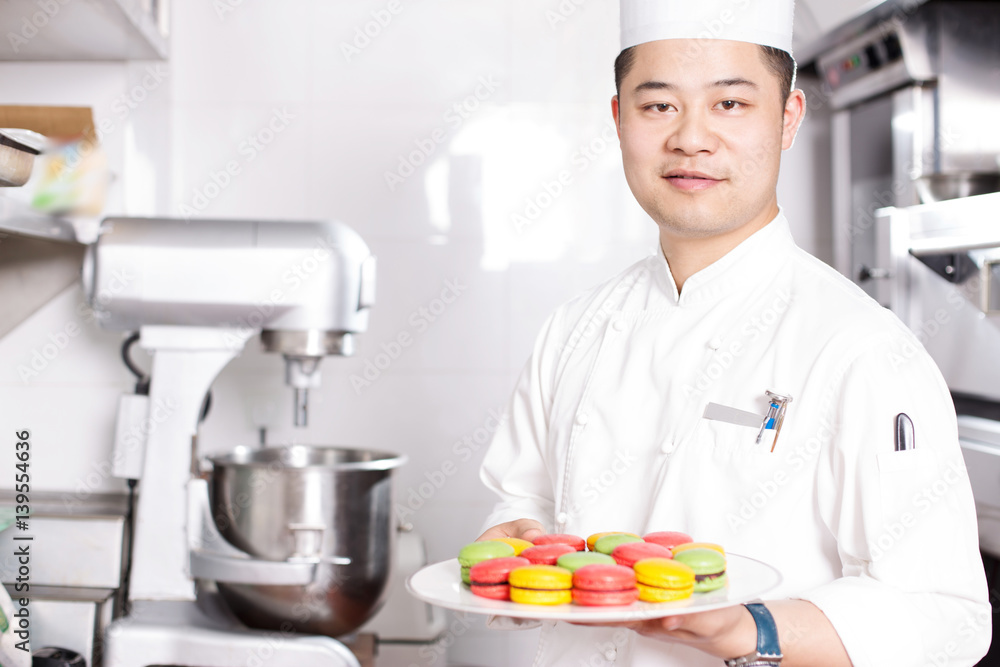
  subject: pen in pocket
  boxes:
[762,390,792,453]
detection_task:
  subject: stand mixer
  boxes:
[81,216,395,667]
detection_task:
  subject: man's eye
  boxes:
[719,100,742,110]
[646,103,671,112]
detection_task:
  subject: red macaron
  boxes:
[572,564,639,606]
[611,541,673,568]
[468,556,531,600]
[532,533,586,551]
[521,543,577,565]
[643,531,693,551]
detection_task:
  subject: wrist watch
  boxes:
[723,603,783,666]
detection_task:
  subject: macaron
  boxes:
[593,533,644,555]
[509,565,573,605]
[521,543,577,565]
[556,551,616,573]
[672,548,728,593]
[611,541,673,568]
[586,532,640,552]
[458,541,516,584]
[468,556,531,600]
[633,558,695,602]
[572,564,640,606]
[643,531,693,551]
[494,537,534,556]
[671,542,725,557]
[532,533,586,551]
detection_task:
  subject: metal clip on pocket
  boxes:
[757,391,792,452]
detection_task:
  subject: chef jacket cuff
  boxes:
[796,577,990,667]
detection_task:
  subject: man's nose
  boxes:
[665,110,717,155]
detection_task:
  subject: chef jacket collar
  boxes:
[656,209,794,307]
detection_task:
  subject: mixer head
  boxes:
[84,217,376,430]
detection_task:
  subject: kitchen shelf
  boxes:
[0,193,80,243]
[0,0,168,61]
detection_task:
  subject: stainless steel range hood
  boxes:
[794,0,931,65]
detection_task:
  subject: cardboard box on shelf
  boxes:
[0,105,96,144]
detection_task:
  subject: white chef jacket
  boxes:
[480,211,991,667]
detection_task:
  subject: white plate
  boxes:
[406,555,782,622]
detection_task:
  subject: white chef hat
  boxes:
[620,0,795,54]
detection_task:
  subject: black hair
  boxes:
[614,44,796,106]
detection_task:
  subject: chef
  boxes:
[476,0,992,665]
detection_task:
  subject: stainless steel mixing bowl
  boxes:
[206,445,406,637]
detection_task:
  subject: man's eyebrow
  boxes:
[632,80,675,94]
[712,77,758,89]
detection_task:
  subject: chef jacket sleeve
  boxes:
[797,330,991,667]
[479,311,564,533]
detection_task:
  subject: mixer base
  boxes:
[103,598,361,667]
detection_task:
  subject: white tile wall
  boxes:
[0,1,832,664]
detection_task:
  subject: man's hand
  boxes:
[621,604,756,659]
[476,518,545,543]
[579,599,851,666]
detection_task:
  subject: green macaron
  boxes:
[672,548,727,593]
[458,541,516,585]
[555,551,615,572]
[593,533,644,555]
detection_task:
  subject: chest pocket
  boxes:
[687,417,793,486]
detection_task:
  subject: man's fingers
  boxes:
[475,526,507,541]
[660,615,685,632]
[520,525,544,542]
[476,518,546,542]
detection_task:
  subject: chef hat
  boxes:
[620,0,795,54]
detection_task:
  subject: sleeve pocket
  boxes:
[871,448,958,585]
[875,449,937,523]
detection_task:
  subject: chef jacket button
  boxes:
[708,336,723,350]
[576,412,590,426]
[556,512,569,524]
[661,441,676,454]
[604,648,617,661]
[612,319,626,332]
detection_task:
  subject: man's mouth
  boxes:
[662,170,723,191]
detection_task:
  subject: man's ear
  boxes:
[781,89,806,150]
[611,95,622,139]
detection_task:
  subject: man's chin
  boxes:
[651,206,739,239]
[657,220,738,240]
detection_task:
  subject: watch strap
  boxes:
[724,603,783,666]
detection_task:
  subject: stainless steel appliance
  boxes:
[818,1,1000,302]
[873,193,1000,548]
[80,216,401,667]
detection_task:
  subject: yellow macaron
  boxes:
[508,565,572,605]
[633,558,695,602]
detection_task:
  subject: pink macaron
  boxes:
[521,543,577,565]
[468,556,531,600]
[611,541,674,568]
[572,564,639,606]
[532,533,586,552]
[643,531,693,552]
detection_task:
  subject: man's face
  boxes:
[612,39,802,241]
